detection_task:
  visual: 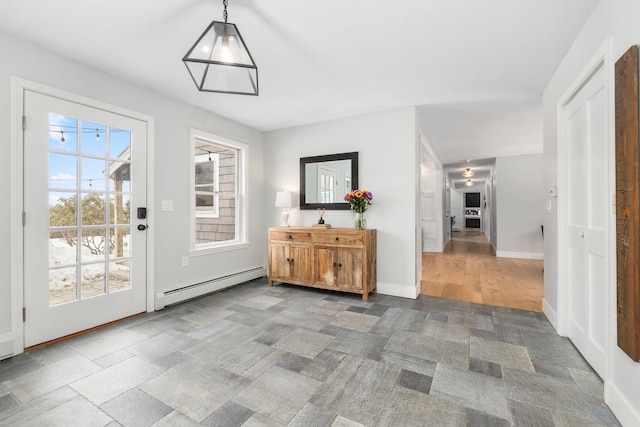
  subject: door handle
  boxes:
[578,231,584,238]
[138,224,148,231]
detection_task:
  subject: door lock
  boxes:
[138,224,148,231]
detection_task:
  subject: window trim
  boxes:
[190,129,248,253]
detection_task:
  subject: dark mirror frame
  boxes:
[300,152,359,210]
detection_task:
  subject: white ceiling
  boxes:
[1,0,599,164]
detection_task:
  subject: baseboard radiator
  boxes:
[155,267,266,310]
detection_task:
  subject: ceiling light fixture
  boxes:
[465,179,474,187]
[462,168,475,178]
[183,0,258,95]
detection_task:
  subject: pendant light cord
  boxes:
[223,0,228,23]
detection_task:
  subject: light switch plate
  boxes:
[162,200,174,212]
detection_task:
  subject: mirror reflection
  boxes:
[300,152,358,210]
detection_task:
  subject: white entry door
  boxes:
[564,64,607,376]
[23,90,148,347]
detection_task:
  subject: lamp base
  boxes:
[280,210,290,227]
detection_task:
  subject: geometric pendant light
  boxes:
[183,0,258,95]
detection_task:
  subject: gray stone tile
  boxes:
[567,367,605,403]
[346,305,368,314]
[201,400,253,427]
[508,399,555,427]
[253,321,295,346]
[502,367,598,419]
[242,412,285,427]
[233,366,320,425]
[277,353,313,373]
[15,395,113,427]
[431,363,510,420]
[178,306,234,326]
[185,321,262,362]
[364,303,390,317]
[551,407,621,426]
[225,305,277,326]
[270,309,334,332]
[4,354,100,403]
[469,358,502,378]
[67,327,149,360]
[307,300,349,316]
[376,385,467,427]
[426,311,449,323]
[378,349,437,377]
[126,314,199,338]
[466,408,511,427]
[0,354,42,382]
[151,411,200,426]
[153,351,192,369]
[493,311,555,333]
[330,311,379,333]
[239,295,284,310]
[300,348,347,382]
[470,335,534,372]
[140,358,250,422]
[521,331,593,372]
[311,356,400,426]
[0,386,78,424]
[397,369,432,394]
[319,325,351,337]
[216,340,287,380]
[126,330,199,362]
[94,350,134,369]
[101,388,172,427]
[0,392,20,415]
[70,356,162,405]
[448,311,494,331]
[420,318,470,344]
[273,328,334,359]
[328,329,388,360]
[384,330,469,369]
[289,403,336,427]
[370,307,428,336]
[332,416,367,427]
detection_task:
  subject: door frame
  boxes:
[556,39,614,386]
[9,78,155,356]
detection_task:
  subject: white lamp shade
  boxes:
[275,191,293,208]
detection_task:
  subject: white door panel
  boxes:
[24,91,147,347]
[563,65,607,377]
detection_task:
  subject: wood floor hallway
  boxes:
[421,231,544,312]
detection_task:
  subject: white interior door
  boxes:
[564,65,607,376]
[23,90,148,347]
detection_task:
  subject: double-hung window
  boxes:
[191,130,248,252]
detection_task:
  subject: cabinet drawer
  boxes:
[270,231,312,243]
[314,233,363,246]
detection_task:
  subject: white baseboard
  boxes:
[377,281,418,299]
[0,333,15,361]
[542,298,559,332]
[496,250,544,260]
[607,381,640,427]
[155,267,266,309]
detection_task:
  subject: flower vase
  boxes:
[354,212,366,230]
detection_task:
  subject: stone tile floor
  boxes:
[0,278,621,426]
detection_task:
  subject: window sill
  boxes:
[189,241,250,257]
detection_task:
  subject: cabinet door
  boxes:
[336,248,364,292]
[289,243,311,283]
[269,242,290,280]
[314,247,338,288]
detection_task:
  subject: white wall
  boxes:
[495,154,544,259]
[543,1,640,423]
[263,107,420,299]
[0,32,265,357]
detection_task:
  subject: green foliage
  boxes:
[49,194,130,255]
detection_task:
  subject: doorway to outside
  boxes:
[421,231,543,312]
[21,87,151,348]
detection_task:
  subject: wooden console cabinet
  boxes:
[268,227,377,301]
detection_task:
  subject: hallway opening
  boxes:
[421,231,543,312]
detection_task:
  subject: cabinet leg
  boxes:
[268,278,273,286]
[362,292,368,302]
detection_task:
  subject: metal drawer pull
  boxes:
[287,234,293,239]
[335,237,339,241]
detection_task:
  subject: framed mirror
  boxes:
[300,152,358,210]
